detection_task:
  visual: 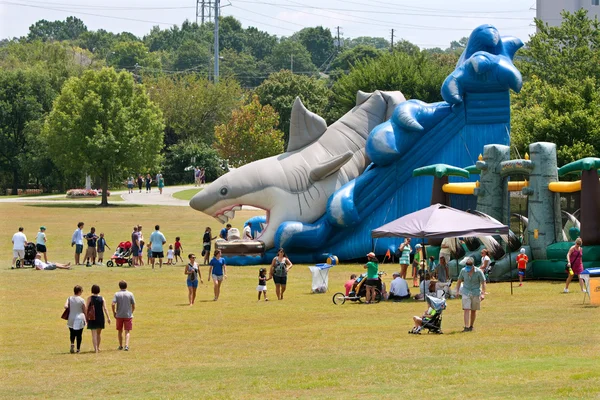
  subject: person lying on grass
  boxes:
[34,253,71,270]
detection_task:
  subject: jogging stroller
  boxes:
[107,241,133,267]
[409,295,446,334]
[332,272,384,304]
[14,242,37,268]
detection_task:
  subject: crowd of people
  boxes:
[126,173,165,195]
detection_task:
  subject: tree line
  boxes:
[0,10,597,203]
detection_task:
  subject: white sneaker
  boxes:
[582,289,587,293]
[563,288,569,293]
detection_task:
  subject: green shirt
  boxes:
[366,261,379,279]
[458,267,486,296]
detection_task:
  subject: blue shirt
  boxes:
[209,257,225,276]
[458,267,486,296]
[219,228,228,240]
[97,237,107,252]
[150,230,166,252]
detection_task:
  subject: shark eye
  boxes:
[219,187,228,196]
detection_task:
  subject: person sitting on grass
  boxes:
[34,253,71,270]
[388,272,410,301]
[409,304,438,334]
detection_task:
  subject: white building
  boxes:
[536,0,600,26]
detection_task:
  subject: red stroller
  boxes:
[107,241,133,267]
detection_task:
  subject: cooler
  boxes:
[580,268,600,305]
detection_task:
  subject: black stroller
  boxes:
[409,295,446,334]
[14,243,37,268]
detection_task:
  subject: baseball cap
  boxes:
[40,226,46,230]
[520,248,525,254]
[415,244,422,248]
[366,252,376,258]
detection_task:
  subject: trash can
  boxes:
[580,268,600,305]
[309,263,334,293]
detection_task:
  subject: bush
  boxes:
[66,189,110,198]
[162,141,225,185]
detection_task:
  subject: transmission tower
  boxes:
[196,0,213,25]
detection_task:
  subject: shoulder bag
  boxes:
[61,298,70,320]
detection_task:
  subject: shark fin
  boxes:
[287,97,328,153]
[356,90,372,106]
[310,151,354,181]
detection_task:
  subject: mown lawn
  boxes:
[0,203,598,399]
[172,188,202,201]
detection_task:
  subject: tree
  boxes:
[346,36,390,50]
[108,41,161,72]
[243,27,277,60]
[291,26,335,67]
[394,39,420,56]
[447,36,468,55]
[511,76,600,166]
[43,68,164,206]
[0,69,55,194]
[220,48,273,88]
[172,39,211,71]
[27,17,88,42]
[145,75,243,146]
[329,45,382,72]
[214,95,284,167]
[254,70,331,145]
[266,39,317,73]
[162,141,224,184]
[219,16,245,53]
[330,51,453,120]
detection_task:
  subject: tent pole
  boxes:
[509,242,513,295]
[422,236,427,302]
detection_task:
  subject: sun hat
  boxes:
[415,244,422,248]
[40,226,46,230]
[520,248,525,254]
[366,252,376,258]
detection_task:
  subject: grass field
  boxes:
[1,203,599,399]
[172,188,202,201]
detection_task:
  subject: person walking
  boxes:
[137,174,143,193]
[157,174,165,195]
[112,280,135,351]
[84,227,99,267]
[96,233,110,265]
[137,225,145,265]
[12,226,28,269]
[35,226,48,263]
[185,254,203,306]
[127,176,134,194]
[71,222,85,265]
[86,284,111,353]
[130,226,140,266]
[199,168,206,184]
[269,248,293,300]
[208,250,227,301]
[455,257,486,332]
[149,225,167,269]
[145,174,152,193]
[564,237,586,293]
[363,252,379,304]
[65,285,86,353]
[398,238,411,280]
[516,248,528,286]
[202,227,217,265]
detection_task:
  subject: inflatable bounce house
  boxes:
[190,24,600,280]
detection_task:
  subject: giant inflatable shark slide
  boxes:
[190,24,524,266]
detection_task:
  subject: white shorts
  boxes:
[13,249,25,258]
[212,274,224,281]
[257,285,267,292]
[462,294,481,310]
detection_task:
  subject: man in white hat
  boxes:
[363,252,379,304]
[516,248,528,286]
[388,272,410,301]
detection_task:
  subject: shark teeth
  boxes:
[224,210,235,219]
[216,215,228,224]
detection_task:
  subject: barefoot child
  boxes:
[166,245,174,265]
[174,237,184,264]
[146,243,152,265]
[97,233,111,265]
[257,268,270,301]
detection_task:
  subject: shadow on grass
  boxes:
[25,203,142,209]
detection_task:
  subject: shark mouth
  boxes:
[213,205,270,240]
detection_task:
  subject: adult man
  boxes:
[363,252,379,304]
[36,226,48,263]
[112,280,136,351]
[12,227,27,268]
[149,224,167,269]
[455,257,486,332]
[388,272,410,301]
[219,224,231,241]
[131,226,140,265]
[34,253,71,270]
[243,222,253,240]
[194,166,201,186]
[84,227,99,267]
[71,222,85,265]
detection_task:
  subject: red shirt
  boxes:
[344,279,356,296]
[174,241,182,250]
[516,253,528,269]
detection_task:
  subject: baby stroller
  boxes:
[332,272,384,304]
[14,243,37,268]
[107,241,133,267]
[409,295,446,334]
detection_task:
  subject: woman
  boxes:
[36,226,48,263]
[269,248,293,300]
[202,227,217,265]
[145,174,152,193]
[208,250,227,301]
[565,237,586,293]
[86,285,111,353]
[127,176,134,194]
[185,253,203,305]
[398,238,411,280]
[158,174,164,195]
[65,285,86,354]
[137,174,143,193]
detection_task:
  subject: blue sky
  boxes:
[0,0,537,48]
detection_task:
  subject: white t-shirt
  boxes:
[12,232,27,250]
[243,225,253,240]
[36,232,46,245]
[167,249,174,259]
[72,228,83,245]
[34,259,49,270]
[390,277,410,296]
[481,255,491,269]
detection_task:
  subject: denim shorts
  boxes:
[187,279,198,288]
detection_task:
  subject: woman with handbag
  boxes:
[86,284,111,353]
[64,285,86,354]
[564,237,586,293]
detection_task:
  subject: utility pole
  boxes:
[213,0,220,83]
[196,0,212,25]
[290,54,293,72]
[390,29,394,52]
[336,26,342,52]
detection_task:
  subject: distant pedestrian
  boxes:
[145,174,152,193]
[84,227,99,267]
[455,257,486,332]
[65,285,86,354]
[219,224,231,241]
[243,222,253,240]
[199,168,206,184]
[130,226,140,266]
[564,237,585,293]
[202,227,217,265]
[195,167,201,186]
[208,249,227,301]
[269,248,293,300]
[158,174,164,194]
[149,224,167,269]
[174,237,184,263]
[97,233,110,265]
[185,253,203,306]
[516,248,528,286]
[127,176,134,194]
[166,245,174,265]
[86,284,111,353]
[137,175,143,193]
[12,227,28,268]
[71,222,85,265]
[112,280,135,351]
[257,268,270,301]
[36,226,48,263]
[398,238,411,280]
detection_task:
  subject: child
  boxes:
[167,245,174,265]
[138,240,145,266]
[147,242,152,265]
[516,247,528,286]
[96,233,110,265]
[257,268,270,301]
[428,256,436,273]
[409,305,437,334]
[174,237,184,264]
